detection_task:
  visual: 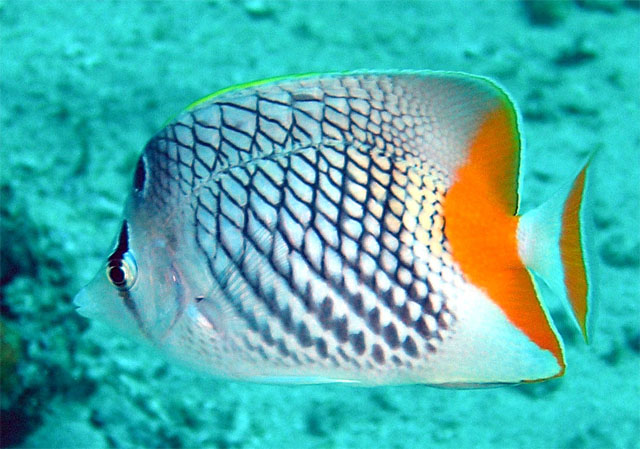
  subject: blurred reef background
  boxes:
[1,1,639,448]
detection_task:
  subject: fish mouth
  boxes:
[72,284,148,341]
[73,288,95,318]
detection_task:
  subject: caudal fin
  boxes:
[560,164,591,340]
[517,158,595,342]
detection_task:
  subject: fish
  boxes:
[74,71,596,387]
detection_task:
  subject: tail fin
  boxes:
[517,157,595,342]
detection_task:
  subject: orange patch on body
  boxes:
[444,103,564,375]
[561,167,588,339]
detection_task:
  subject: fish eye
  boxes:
[107,252,138,290]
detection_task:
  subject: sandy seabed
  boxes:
[1,1,639,448]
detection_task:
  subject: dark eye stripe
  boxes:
[108,221,130,262]
[121,290,148,337]
[133,155,146,193]
[106,221,147,335]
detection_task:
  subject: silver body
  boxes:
[75,72,559,385]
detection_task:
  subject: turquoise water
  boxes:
[1,1,639,448]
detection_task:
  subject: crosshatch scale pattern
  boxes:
[141,73,481,378]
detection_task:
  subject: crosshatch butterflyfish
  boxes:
[75,71,596,387]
